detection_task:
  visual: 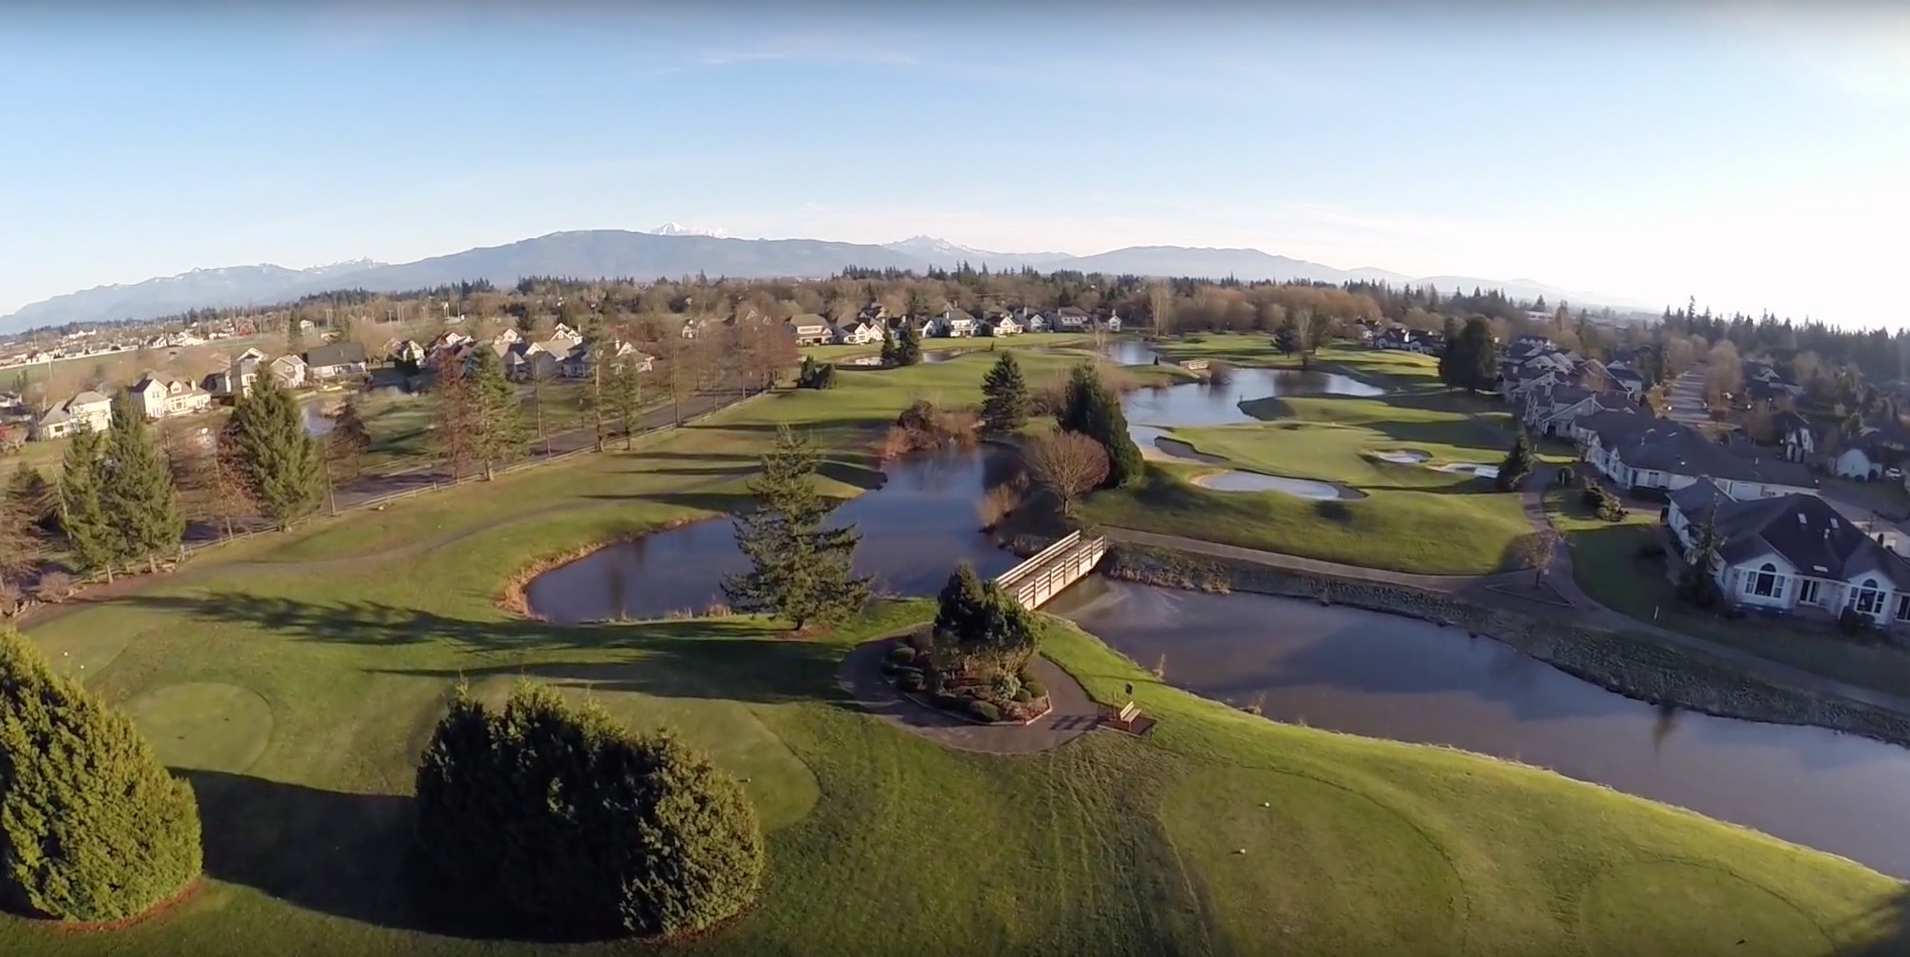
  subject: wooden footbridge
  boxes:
[996,530,1108,609]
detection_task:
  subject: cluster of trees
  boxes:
[414,681,763,939]
[931,561,1039,677]
[1436,317,1499,393]
[0,627,203,923]
[1055,363,1143,489]
[1494,431,1533,492]
[722,427,871,632]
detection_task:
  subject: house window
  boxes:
[1799,579,1821,605]
[1747,563,1781,598]
[1855,579,1884,616]
[1897,593,1910,623]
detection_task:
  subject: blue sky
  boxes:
[2,1,1906,323]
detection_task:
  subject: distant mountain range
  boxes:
[0,229,1656,333]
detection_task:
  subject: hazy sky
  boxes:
[2,1,1905,323]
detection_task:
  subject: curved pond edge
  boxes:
[498,519,707,620]
[1101,543,1910,752]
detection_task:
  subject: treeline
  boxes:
[1659,303,1910,389]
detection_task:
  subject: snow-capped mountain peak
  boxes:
[648,222,729,238]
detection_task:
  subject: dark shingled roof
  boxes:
[304,341,368,369]
[1671,478,1910,588]
[1608,420,1816,489]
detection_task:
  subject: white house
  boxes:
[1104,315,1122,333]
[1668,478,1910,628]
[1051,306,1091,331]
[1775,410,1815,463]
[128,373,213,420]
[303,342,369,381]
[980,314,1020,337]
[1835,445,1885,481]
[832,319,885,345]
[29,390,114,440]
[1011,307,1048,332]
[785,315,834,346]
[268,354,308,389]
[931,308,978,338]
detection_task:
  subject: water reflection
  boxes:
[524,447,1023,623]
[1049,579,1910,878]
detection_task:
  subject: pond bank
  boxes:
[1101,542,1910,750]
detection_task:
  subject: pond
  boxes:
[523,447,1024,624]
[1046,579,1910,879]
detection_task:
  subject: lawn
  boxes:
[1078,362,1532,575]
[801,331,1094,363]
[1548,487,1910,702]
[5,353,1907,955]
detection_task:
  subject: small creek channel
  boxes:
[522,340,1910,877]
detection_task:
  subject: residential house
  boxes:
[930,308,978,338]
[1584,417,1819,501]
[831,319,885,345]
[304,342,369,381]
[1775,410,1816,463]
[785,315,834,346]
[1522,384,1635,438]
[981,314,1021,337]
[1668,478,1910,628]
[29,390,113,440]
[1831,417,1910,480]
[1605,363,1647,399]
[514,332,584,381]
[206,348,268,400]
[1103,314,1123,333]
[128,372,212,420]
[1011,307,1048,332]
[268,354,308,389]
[559,339,653,379]
[385,338,426,366]
[1051,306,1091,331]
[550,322,579,341]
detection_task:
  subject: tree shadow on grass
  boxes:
[1825,885,1910,956]
[114,592,845,706]
[185,770,648,943]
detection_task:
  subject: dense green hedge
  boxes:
[0,629,202,922]
[414,681,765,939]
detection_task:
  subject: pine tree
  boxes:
[57,426,119,580]
[6,462,52,534]
[980,351,1030,435]
[0,627,203,922]
[1057,362,1144,488]
[325,395,372,485]
[722,426,871,631]
[895,321,922,367]
[467,347,527,479]
[1454,317,1499,393]
[878,329,898,367]
[0,474,40,583]
[226,375,325,528]
[98,394,184,573]
[605,356,646,450]
[1494,431,1533,492]
[1436,315,1462,387]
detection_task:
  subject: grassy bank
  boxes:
[1547,487,1910,702]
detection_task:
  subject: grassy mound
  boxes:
[121,682,274,774]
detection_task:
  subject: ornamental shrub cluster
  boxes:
[413,681,764,940]
[0,628,202,923]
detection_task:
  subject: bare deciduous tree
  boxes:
[1024,431,1110,516]
[1516,530,1560,584]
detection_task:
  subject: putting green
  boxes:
[1161,765,1464,956]
[1577,860,1833,957]
[121,682,274,773]
[468,676,820,832]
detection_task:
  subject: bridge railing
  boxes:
[996,530,1107,610]
[997,530,1083,589]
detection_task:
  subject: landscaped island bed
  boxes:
[7,346,1905,955]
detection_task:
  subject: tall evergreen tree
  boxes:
[1494,431,1534,492]
[1443,317,1499,393]
[226,375,325,528]
[6,462,53,534]
[722,426,871,631]
[98,394,183,573]
[980,351,1030,435]
[895,321,922,367]
[878,328,898,367]
[0,627,203,922]
[605,357,646,450]
[56,426,118,580]
[467,347,528,479]
[1057,362,1144,488]
[325,395,373,485]
[1436,315,1462,386]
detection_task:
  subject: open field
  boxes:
[6,348,1906,955]
[1548,487,1910,702]
[800,330,1094,363]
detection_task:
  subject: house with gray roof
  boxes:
[1668,478,1910,628]
[29,390,113,440]
[1585,417,1818,501]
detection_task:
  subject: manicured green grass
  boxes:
[801,331,1093,362]
[1183,395,1509,489]
[1082,464,1537,575]
[5,352,1906,955]
[1548,487,1910,701]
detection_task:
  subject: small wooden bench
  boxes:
[1116,701,1140,725]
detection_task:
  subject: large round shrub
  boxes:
[414,682,764,940]
[0,628,202,922]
